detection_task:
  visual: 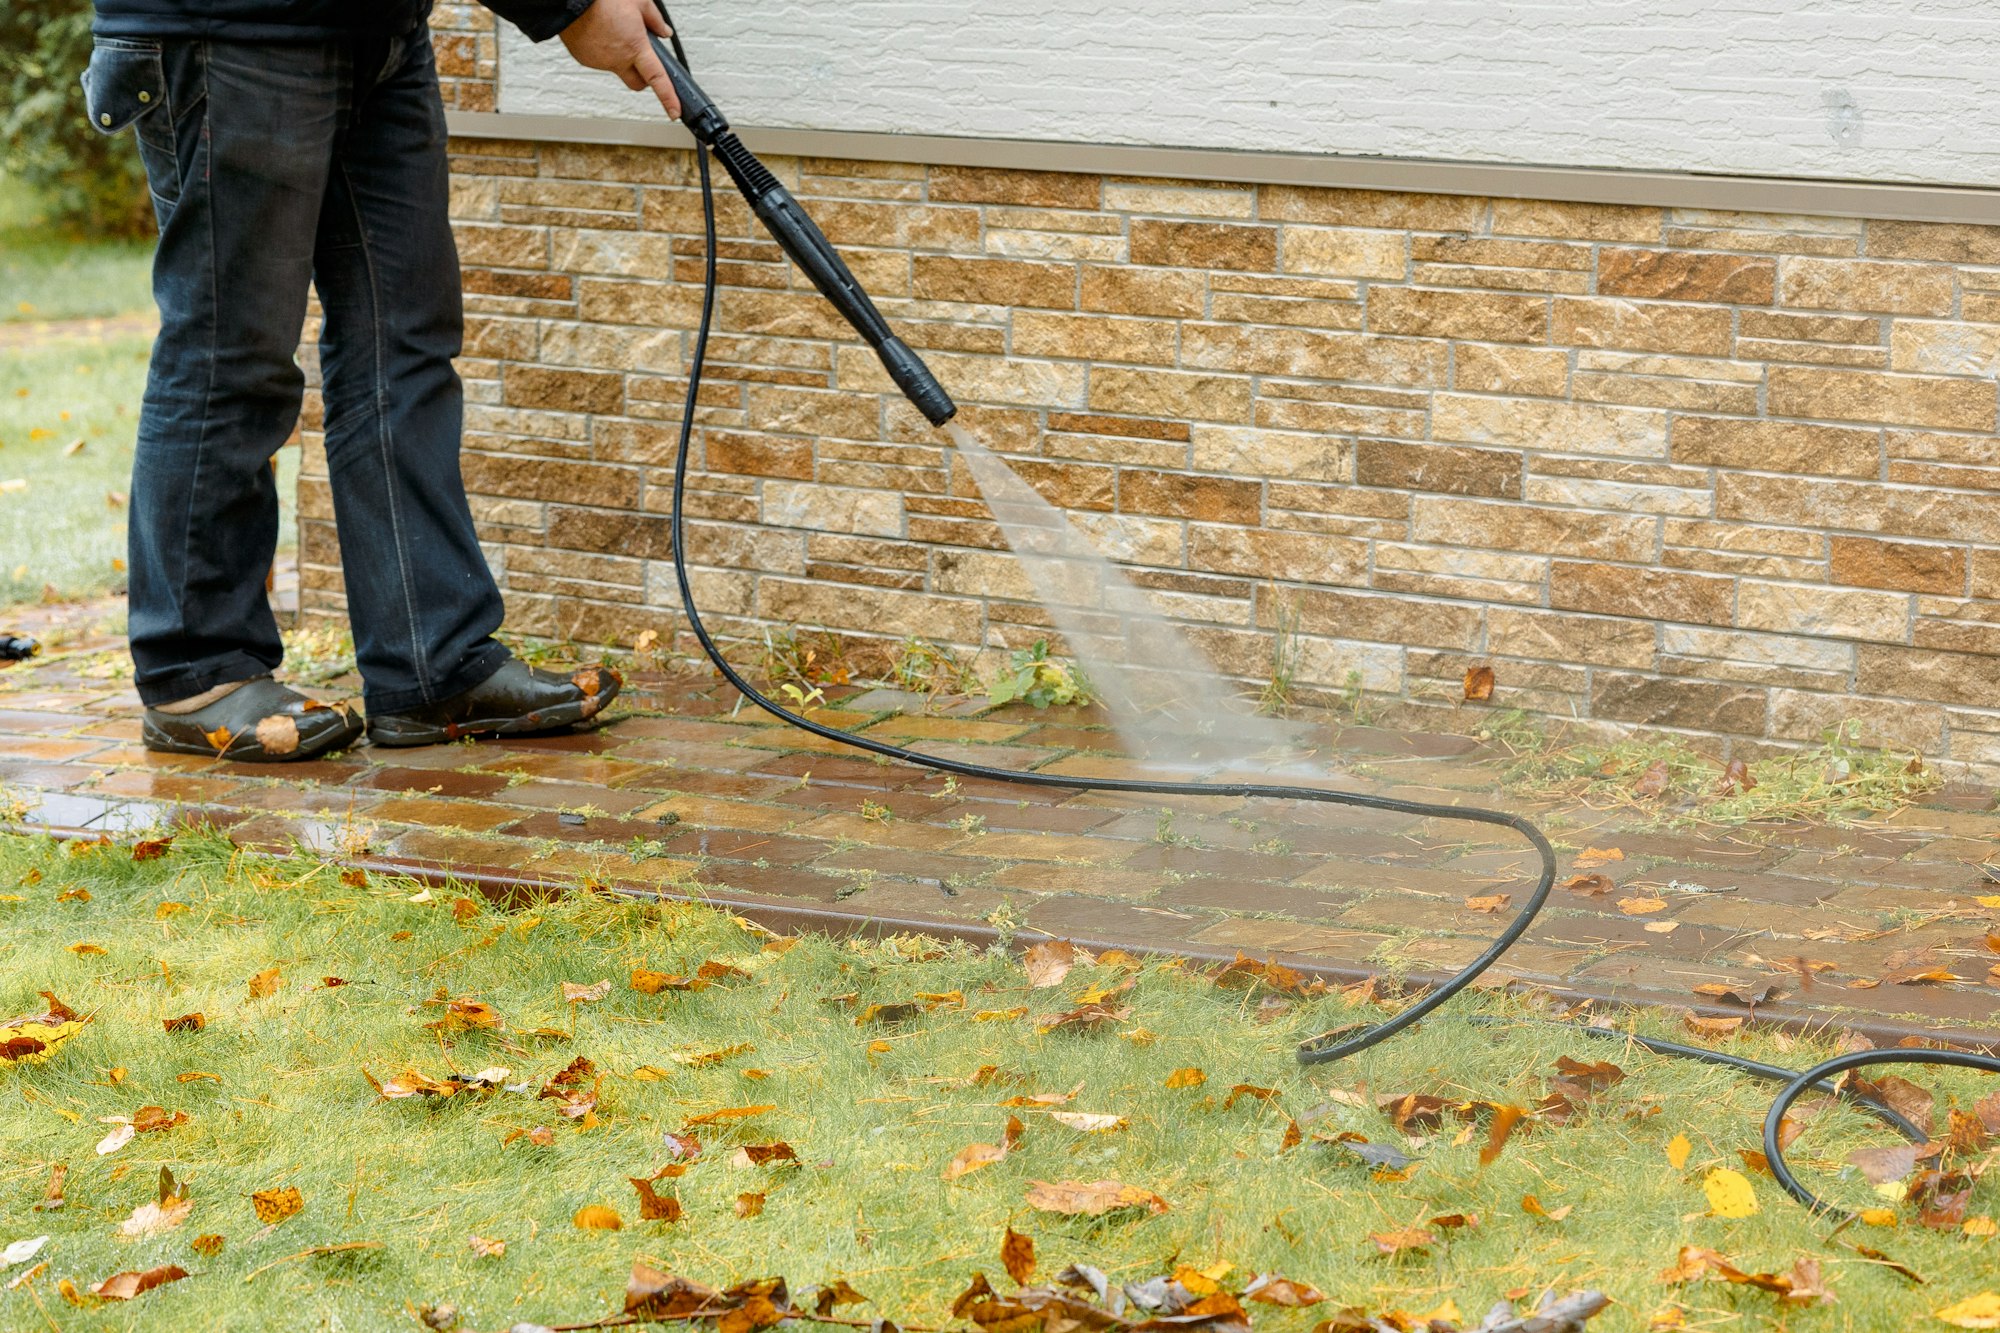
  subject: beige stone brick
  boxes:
[1432,393,1666,458]
[1103,178,1255,218]
[1856,643,2000,708]
[1779,257,1955,316]
[1374,544,1546,604]
[462,452,637,508]
[1130,220,1278,271]
[1208,292,1362,330]
[1491,199,1662,242]
[1669,417,1879,477]
[1489,607,1656,668]
[1887,429,2000,469]
[745,385,880,439]
[1368,288,1546,344]
[985,229,1124,262]
[912,256,1074,310]
[1410,496,1654,561]
[542,142,692,186]
[1889,320,2000,377]
[1188,526,1366,583]
[1717,474,2000,544]
[1550,562,1732,625]
[762,482,904,537]
[1356,441,1521,499]
[1079,266,1205,318]
[843,348,1085,410]
[1260,185,1484,232]
[1863,220,2000,264]
[1281,227,1407,279]
[810,201,980,251]
[1011,312,1178,365]
[1739,310,1883,345]
[1736,580,1910,642]
[1592,672,1767,733]
[1120,468,1260,524]
[1770,690,1944,752]
[1766,367,1996,432]
[1829,537,1966,595]
[1550,297,1731,355]
[1291,587,1483,650]
[930,165,1099,210]
[1190,426,1352,482]
[537,322,679,375]
[1452,344,1569,397]
[500,365,621,414]
[1661,625,1851,674]
[576,278,705,328]
[1597,248,1776,302]
[1734,339,1888,370]
[1572,369,1758,415]
[550,228,676,278]
[456,223,549,269]
[1184,324,1446,386]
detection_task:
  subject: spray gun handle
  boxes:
[646,33,729,143]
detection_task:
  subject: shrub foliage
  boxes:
[1,0,154,237]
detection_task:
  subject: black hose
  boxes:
[650,11,1995,1218]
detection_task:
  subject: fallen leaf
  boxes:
[731,1143,798,1167]
[1048,1111,1127,1133]
[1717,759,1757,795]
[247,966,282,1001]
[1463,666,1495,701]
[250,1186,302,1225]
[1024,1179,1168,1217]
[736,1192,765,1219]
[1703,1168,1759,1218]
[562,979,613,1004]
[944,1117,1025,1181]
[425,996,501,1032]
[1478,1103,1531,1167]
[1848,1143,1925,1186]
[1465,893,1511,914]
[1634,760,1673,798]
[191,1234,223,1258]
[469,1234,506,1258]
[163,1012,204,1033]
[1684,1013,1743,1040]
[1665,1134,1692,1170]
[1522,1194,1571,1222]
[1619,896,1668,915]
[683,1104,774,1129]
[574,1204,623,1231]
[1936,1293,2000,1329]
[1,1237,48,1269]
[629,1176,683,1222]
[1164,1067,1207,1089]
[1574,847,1625,869]
[1370,1227,1434,1257]
[131,838,173,862]
[95,1124,136,1156]
[1562,873,1616,896]
[1036,1001,1130,1034]
[1002,1227,1035,1284]
[91,1264,187,1301]
[1023,939,1079,989]
[115,1168,192,1241]
[1693,981,1781,1006]
[32,1163,66,1213]
[1244,1274,1324,1307]
[1223,1084,1280,1110]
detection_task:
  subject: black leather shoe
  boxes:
[142,676,363,762]
[365,659,621,747]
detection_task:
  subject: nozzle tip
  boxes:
[879,336,957,427]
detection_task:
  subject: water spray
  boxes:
[645,12,1994,1216]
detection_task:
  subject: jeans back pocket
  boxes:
[81,40,168,136]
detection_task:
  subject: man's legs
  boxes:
[310,29,511,718]
[123,40,343,706]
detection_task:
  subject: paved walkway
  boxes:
[0,313,159,349]
[3,628,1996,1049]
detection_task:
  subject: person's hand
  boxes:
[560,0,682,118]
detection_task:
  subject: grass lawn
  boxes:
[0,831,1992,1332]
[0,173,155,326]
[0,337,301,610]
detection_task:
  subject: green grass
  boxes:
[0,337,300,609]
[0,831,1993,1332]
[0,172,155,326]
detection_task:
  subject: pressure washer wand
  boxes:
[648,36,958,427]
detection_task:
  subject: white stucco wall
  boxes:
[498,1,2000,188]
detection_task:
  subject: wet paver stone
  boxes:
[2,646,1996,1050]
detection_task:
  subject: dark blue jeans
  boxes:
[83,28,511,714]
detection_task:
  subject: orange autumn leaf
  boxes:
[1001,1227,1035,1284]
[574,1204,623,1230]
[1023,1178,1169,1217]
[629,1175,683,1222]
[1463,666,1495,701]
[250,1186,302,1225]
[1164,1067,1207,1089]
[247,966,282,1001]
[683,1105,775,1129]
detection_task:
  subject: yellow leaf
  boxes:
[1965,1217,1998,1238]
[1702,1167,1759,1219]
[1860,1208,1899,1227]
[1164,1067,1207,1089]
[250,1186,302,1225]
[1937,1293,2000,1329]
[1977,896,2000,910]
[247,966,282,1000]
[1665,1134,1691,1170]
[573,1204,623,1231]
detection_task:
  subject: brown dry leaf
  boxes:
[468,1234,506,1259]
[1634,760,1673,798]
[1845,1073,1935,1135]
[683,1104,775,1129]
[364,1067,459,1100]
[1847,1143,1925,1186]
[202,726,233,754]
[1023,939,1079,989]
[731,1143,798,1167]
[247,966,282,1001]
[632,969,702,995]
[132,1106,186,1135]
[425,996,501,1032]
[91,1264,188,1301]
[131,838,173,862]
[1619,896,1668,916]
[190,1234,223,1258]
[574,1204,623,1231]
[1463,666,1495,702]
[944,1116,1025,1182]
[1223,1084,1280,1110]
[1478,1103,1531,1167]
[1036,1001,1130,1034]
[1684,1013,1744,1039]
[33,1162,67,1213]
[503,1126,557,1148]
[1911,1169,1975,1230]
[1693,981,1781,1006]
[1280,1118,1303,1152]
[1574,846,1625,870]
[1214,952,1313,995]
[629,1175,683,1222]
[1465,894,1512,914]
[735,1192,766,1219]
[1001,1226,1035,1284]
[562,979,613,1004]
[1379,1092,1452,1133]
[116,1167,192,1240]
[1024,1178,1169,1217]
[1370,1227,1434,1257]
[450,896,480,924]
[974,1007,1029,1022]
[1164,1067,1207,1089]
[1244,1274,1325,1307]
[625,1262,716,1318]
[1522,1194,1572,1222]
[1717,759,1757,795]
[250,1185,302,1225]
[998,1083,1082,1108]
[1561,872,1616,896]
[67,942,106,956]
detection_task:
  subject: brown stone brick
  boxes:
[462,453,637,508]
[1089,367,1251,422]
[455,224,548,269]
[1550,298,1731,355]
[1184,324,1444,386]
[1368,288,1546,344]
[1129,220,1277,271]
[809,201,980,251]
[1767,367,1995,431]
[1188,526,1365,582]
[1856,643,2000,708]
[1592,672,1767,732]
[462,269,572,301]
[1669,417,1879,477]
[1453,344,1569,397]
[1491,199,1662,242]
[703,431,814,480]
[1410,496,1654,561]
[1356,441,1521,499]
[911,255,1073,309]
[1260,186,1484,232]
[1291,587,1483,650]
[1597,249,1776,302]
[1830,537,1966,595]
[1079,266,1205,318]
[1489,607,1657,668]
[1550,562,1732,626]
[501,366,622,414]
[1738,310,1882,345]
[1119,469,1260,524]
[1770,690,1945,752]
[542,142,692,186]
[1864,220,2000,264]
[1779,257,1955,316]
[1011,312,1178,365]
[929,165,1098,210]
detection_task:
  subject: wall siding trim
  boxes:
[445,111,2000,229]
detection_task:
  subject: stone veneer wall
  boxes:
[295,11,2000,770]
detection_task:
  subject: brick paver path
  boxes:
[3,631,1996,1049]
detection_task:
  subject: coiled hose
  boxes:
[650,18,1995,1217]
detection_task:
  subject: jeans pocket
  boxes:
[81,41,169,137]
